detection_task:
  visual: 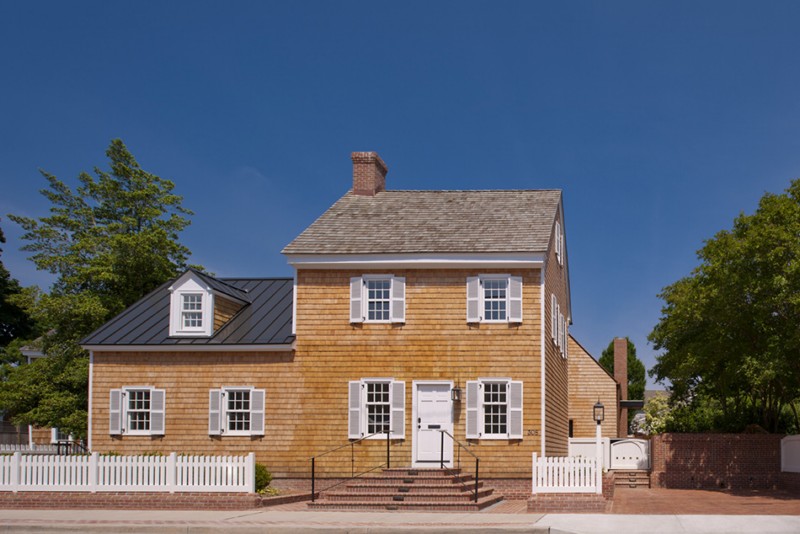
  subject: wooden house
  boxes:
[82,152,618,496]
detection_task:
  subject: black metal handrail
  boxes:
[438,429,480,503]
[310,429,394,502]
[56,439,89,456]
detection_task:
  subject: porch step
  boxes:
[612,469,651,488]
[309,467,502,511]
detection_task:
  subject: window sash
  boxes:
[482,382,508,435]
[365,279,391,322]
[125,389,151,434]
[181,293,204,330]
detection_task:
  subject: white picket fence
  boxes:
[0,452,255,493]
[531,453,601,494]
[0,444,60,453]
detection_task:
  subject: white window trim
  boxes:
[465,378,523,440]
[50,428,73,444]
[109,386,165,436]
[350,275,406,324]
[348,378,405,440]
[467,275,523,324]
[208,386,265,437]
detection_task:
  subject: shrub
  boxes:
[255,463,272,492]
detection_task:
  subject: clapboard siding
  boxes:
[92,267,545,479]
[543,209,570,457]
[567,336,618,438]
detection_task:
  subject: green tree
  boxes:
[599,337,646,401]
[649,178,800,433]
[0,219,35,352]
[0,139,196,437]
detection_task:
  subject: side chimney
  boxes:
[351,152,388,196]
[614,337,628,437]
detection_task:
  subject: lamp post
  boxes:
[593,400,604,494]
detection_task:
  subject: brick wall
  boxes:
[0,492,262,510]
[527,472,614,513]
[650,433,783,490]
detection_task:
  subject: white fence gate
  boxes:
[531,453,601,494]
[610,439,650,470]
[0,452,255,493]
[782,435,800,473]
[568,438,650,470]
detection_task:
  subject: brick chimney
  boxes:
[614,337,628,437]
[351,152,388,196]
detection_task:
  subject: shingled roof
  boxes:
[282,189,562,255]
[81,276,293,347]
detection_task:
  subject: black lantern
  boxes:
[593,400,605,424]
[451,386,462,402]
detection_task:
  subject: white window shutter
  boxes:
[560,225,565,266]
[390,380,405,439]
[508,276,523,323]
[551,294,557,342]
[466,380,480,439]
[109,389,122,435]
[208,389,222,435]
[466,277,480,323]
[509,381,523,439]
[559,312,565,355]
[390,277,406,324]
[556,303,561,347]
[555,221,562,263]
[250,389,265,436]
[348,381,362,438]
[350,277,364,323]
[564,325,569,359]
[150,389,166,435]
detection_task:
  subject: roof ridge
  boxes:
[188,267,251,295]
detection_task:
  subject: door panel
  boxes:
[416,383,453,463]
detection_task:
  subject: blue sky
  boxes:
[2,2,799,387]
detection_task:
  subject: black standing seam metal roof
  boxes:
[81,275,294,346]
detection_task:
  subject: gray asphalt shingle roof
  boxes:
[282,189,562,255]
[81,276,293,346]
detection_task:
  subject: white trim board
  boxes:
[82,344,295,353]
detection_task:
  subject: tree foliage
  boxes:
[0,140,195,437]
[0,219,35,351]
[599,337,646,402]
[649,179,800,433]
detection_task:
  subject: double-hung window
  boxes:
[555,220,564,266]
[465,378,523,439]
[181,294,203,329]
[466,275,523,323]
[208,387,265,436]
[350,275,406,324]
[109,386,166,436]
[348,378,405,439]
[551,294,568,359]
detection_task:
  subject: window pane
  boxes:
[127,389,151,431]
[182,294,203,328]
[483,382,508,435]
[226,390,251,432]
[366,382,391,434]
[483,279,508,321]
[366,279,391,321]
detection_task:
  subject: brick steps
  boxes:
[309,468,502,511]
[612,470,650,488]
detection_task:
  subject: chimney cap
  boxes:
[351,151,388,174]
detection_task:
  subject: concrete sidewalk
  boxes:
[2,509,800,533]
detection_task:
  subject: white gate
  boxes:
[610,439,649,470]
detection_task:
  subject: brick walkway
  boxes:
[611,487,800,514]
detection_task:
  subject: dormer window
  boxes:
[168,270,250,338]
[182,294,204,330]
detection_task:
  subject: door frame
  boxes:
[411,380,454,468]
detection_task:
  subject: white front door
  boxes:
[414,382,453,466]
